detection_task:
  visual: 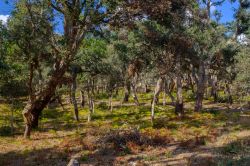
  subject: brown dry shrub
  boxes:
[126,141,141,153]
[59,135,97,152]
[141,128,172,145]
[98,129,172,154]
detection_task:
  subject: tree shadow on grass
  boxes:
[187,135,250,166]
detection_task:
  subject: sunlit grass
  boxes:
[0,92,250,165]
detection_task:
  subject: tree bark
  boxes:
[80,90,85,108]
[165,79,176,105]
[56,95,65,111]
[28,63,35,102]
[87,94,94,122]
[123,80,131,102]
[151,77,164,124]
[22,61,68,138]
[87,80,94,122]
[23,102,43,138]
[175,76,184,116]
[195,61,206,112]
[71,71,79,121]
[131,74,140,106]
[188,74,195,93]
[175,54,184,116]
[211,75,218,102]
[226,83,233,105]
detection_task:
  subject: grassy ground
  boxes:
[0,92,250,166]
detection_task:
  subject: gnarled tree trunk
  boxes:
[22,63,68,138]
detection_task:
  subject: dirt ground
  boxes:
[0,98,250,166]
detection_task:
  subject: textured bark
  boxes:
[22,1,106,138]
[151,77,164,123]
[87,80,94,122]
[188,74,195,93]
[195,62,206,112]
[80,90,85,108]
[226,83,233,105]
[131,84,139,105]
[71,71,79,121]
[210,75,218,102]
[123,80,131,102]
[38,67,43,94]
[175,76,184,116]
[131,74,140,106]
[23,101,45,138]
[87,94,94,122]
[175,54,184,116]
[165,79,176,105]
[22,61,68,138]
[192,66,198,90]
[56,95,65,111]
[28,63,35,102]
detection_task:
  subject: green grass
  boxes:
[0,91,250,165]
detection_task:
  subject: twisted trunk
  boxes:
[22,61,68,138]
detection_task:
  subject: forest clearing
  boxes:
[0,0,249,165]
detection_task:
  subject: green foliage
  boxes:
[233,47,250,94]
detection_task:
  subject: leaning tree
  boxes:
[7,0,119,138]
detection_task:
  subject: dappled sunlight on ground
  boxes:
[0,97,250,165]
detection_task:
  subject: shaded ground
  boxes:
[0,93,250,166]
